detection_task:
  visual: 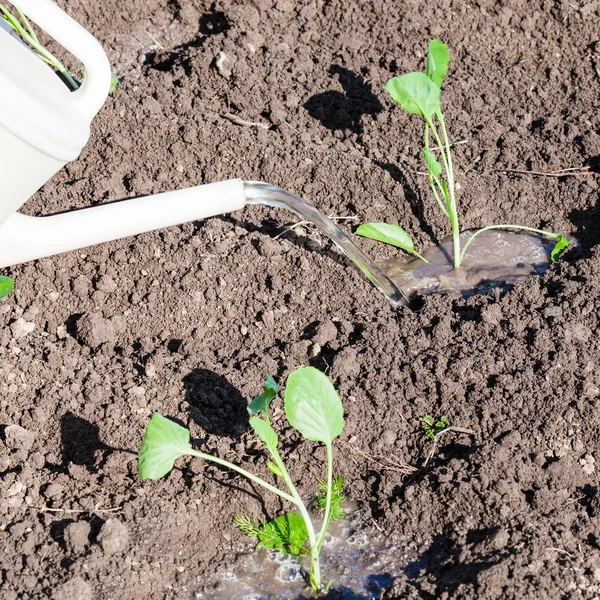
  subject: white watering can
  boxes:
[0,0,245,269]
[0,0,406,304]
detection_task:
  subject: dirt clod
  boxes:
[3,425,35,451]
[97,519,129,556]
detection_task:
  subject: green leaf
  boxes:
[356,223,427,262]
[109,74,119,95]
[247,376,279,415]
[422,149,443,177]
[256,512,308,556]
[138,413,191,480]
[0,276,14,298]
[284,367,344,444]
[249,416,279,450]
[426,39,450,87]
[315,475,346,521]
[550,235,570,262]
[384,72,441,119]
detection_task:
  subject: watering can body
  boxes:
[0,0,245,268]
[0,0,111,228]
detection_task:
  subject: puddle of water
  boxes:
[383,229,568,299]
[192,508,414,599]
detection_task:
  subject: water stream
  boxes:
[243,182,409,306]
[243,182,567,305]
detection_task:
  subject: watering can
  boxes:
[0,0,245,269]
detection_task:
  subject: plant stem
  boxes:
[267,447,321,590]
[458,224,562,265]
[436,112,461,269]
[1,4,79,90]
[424,123,451,219]
[315,443,333,554]
[187,449,296,504]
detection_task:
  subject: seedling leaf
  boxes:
[248,376,279,415]
[249,416,279,450]
[0,276,14,298]
[384,72,441,119]
[422,149,443,177]
[284,367,343,444]
[138,413,191,480]
[257,512,308,555]
[551,235,570,262]
[315,475,346,521]
[356,223,427,262]
[426,39,450,87]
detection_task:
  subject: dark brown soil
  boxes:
[2,0,600,598]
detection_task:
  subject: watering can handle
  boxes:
[9,0,112,120]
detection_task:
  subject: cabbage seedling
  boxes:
[0,3,78,89]
[357,40,569,268]
[137,367,345,593]
[0,276,14,298]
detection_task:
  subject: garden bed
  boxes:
[1,0,599,598]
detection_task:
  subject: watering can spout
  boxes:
[0,180,246,269]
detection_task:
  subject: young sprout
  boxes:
[0,4,78,89]
[137,367,346,593]
[0,276,14,299]
[357,40,569,269]
[420,415,448,440]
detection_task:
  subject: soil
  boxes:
[1,0,600,598]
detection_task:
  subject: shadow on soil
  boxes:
[400,531,506,598]
[568,155,600,249]
[304,65,383,134]
[183,368,249,438]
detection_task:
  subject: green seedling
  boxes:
[357,40,569,268]
[81,67,119,95]
[138,367,345,593]
[420,415,448,440]
[0,276,14,298]
[0,4,78,89]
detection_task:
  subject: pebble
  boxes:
[64,521,91,554]
[4,424,35,451]
[98,519,129,556]
[75,312,116,348]
[10,318,35,339]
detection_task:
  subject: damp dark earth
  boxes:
[2,1,600,600]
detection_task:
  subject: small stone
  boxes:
[312,320,338,346]
[52,576,92,600]
[10,318,35,339]
[75,312,116,348]
[215,51,232,79]
[240,325,248,336]
[7,481,26,497]
[145,363,156,378]
[96,276,117,293]
[56,325,68,340]
[47,291,60,302]
[43,483,64,499]
[493,529,510,549]
[98,519,129,556]
[64,521,91,554]
[4,425,35,451]
[309,343,321,358]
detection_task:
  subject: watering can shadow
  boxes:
[0,0,246,270]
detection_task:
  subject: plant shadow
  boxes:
[568,155,600,250]
[304,65,383,134]
[372,160,437,243]
[183,368,249,438]
[398,530,507,598]
[59,412,136,474]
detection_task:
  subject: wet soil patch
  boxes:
[1,0,600,598]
